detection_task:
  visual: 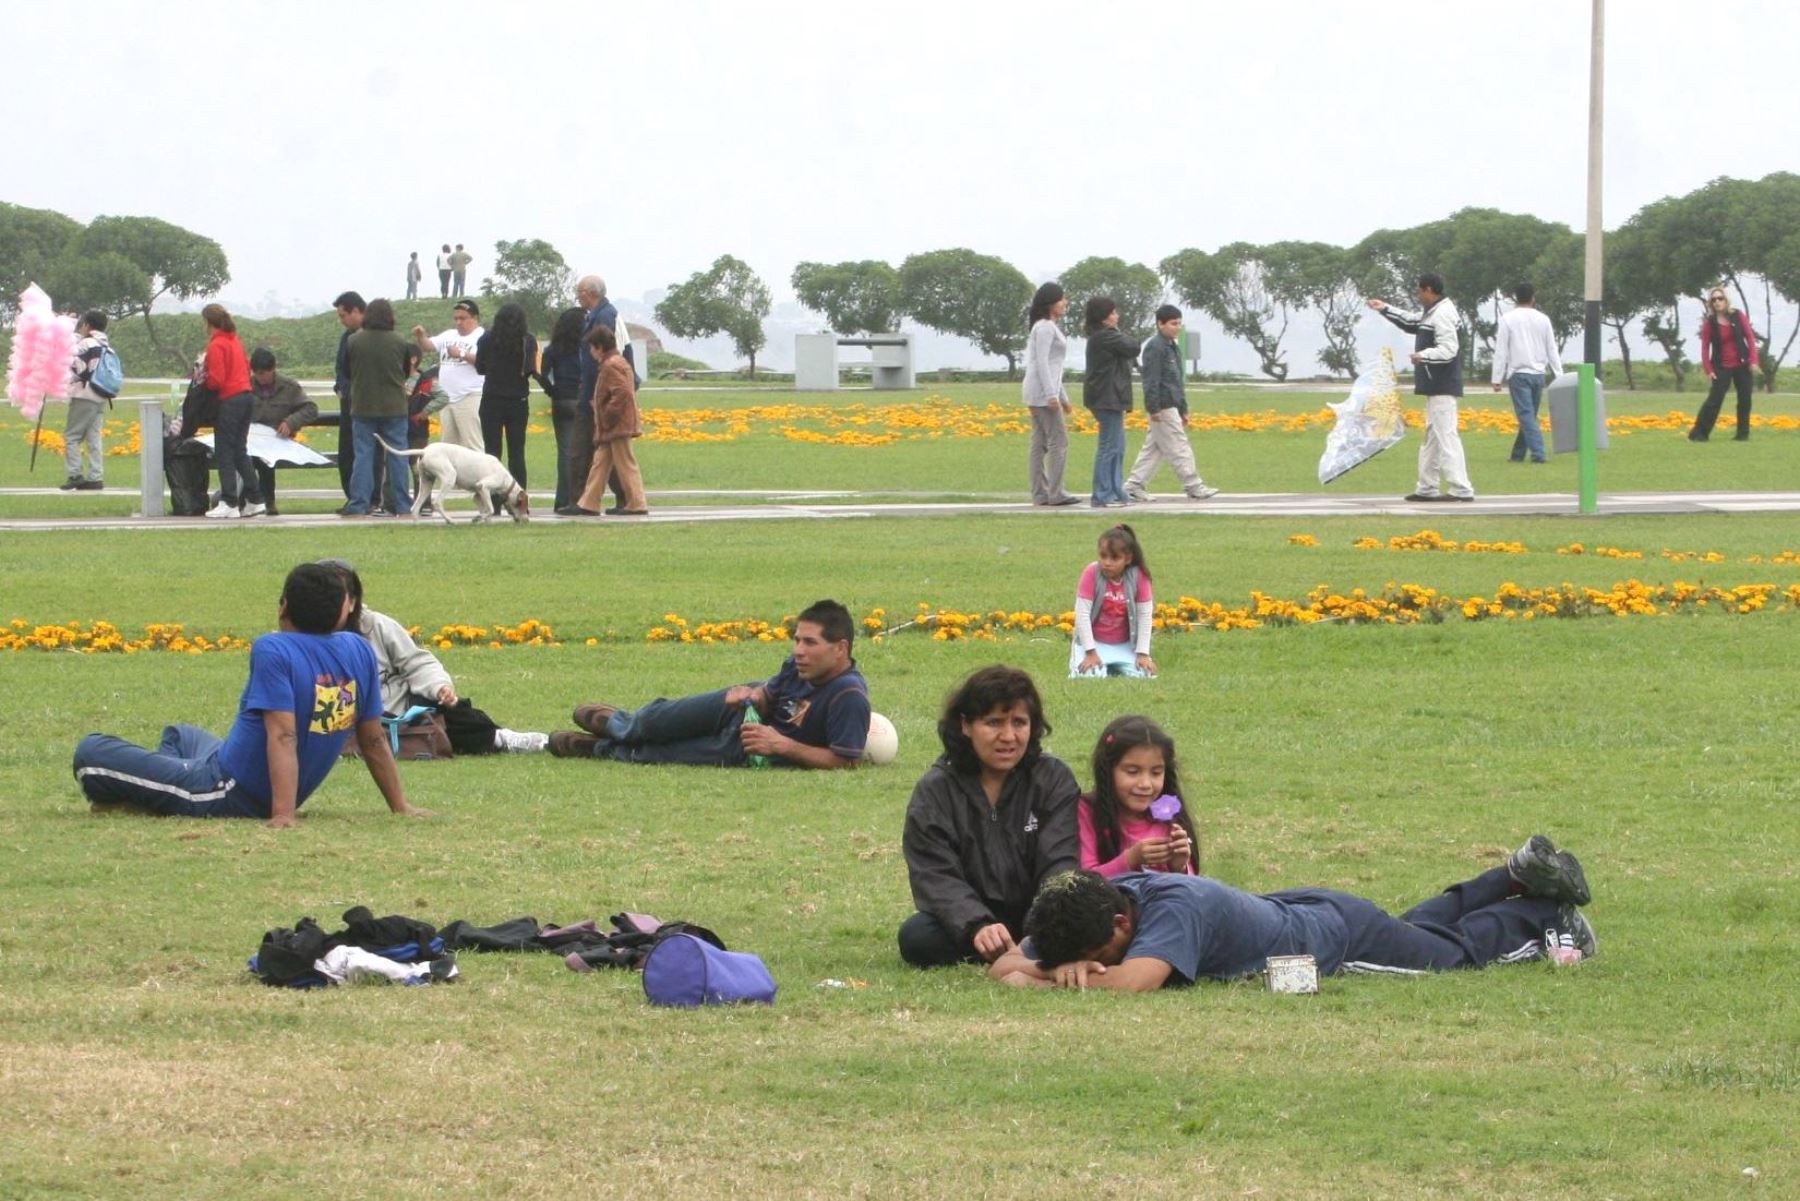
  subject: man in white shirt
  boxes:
[411,300,486,451]
[1491,283,1564,465]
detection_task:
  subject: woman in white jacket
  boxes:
[1022,282,1081,506]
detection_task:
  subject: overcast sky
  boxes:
[8,0,1797,370]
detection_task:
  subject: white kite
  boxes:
[1318,347,1407,484]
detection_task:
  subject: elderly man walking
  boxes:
[557,274,625,516]
[1368,272,1474,503]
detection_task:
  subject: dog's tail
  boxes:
[372,434,428,460]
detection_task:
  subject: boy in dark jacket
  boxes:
[1126,305,1219,501]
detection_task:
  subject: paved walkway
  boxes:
[5,487,1800,531]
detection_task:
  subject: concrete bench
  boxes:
[794,333,914,391]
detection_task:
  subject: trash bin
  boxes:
[1545,372,1607,454]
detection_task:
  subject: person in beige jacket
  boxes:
[572,325,646,516]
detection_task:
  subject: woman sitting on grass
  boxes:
[897,666,1079,967]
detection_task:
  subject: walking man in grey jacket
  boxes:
[1126,305,1219,502]
[1368,272,1475,502]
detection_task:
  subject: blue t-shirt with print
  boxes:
[762,657,870,763]
[1112,872,1350,984]
[217,631,382,810]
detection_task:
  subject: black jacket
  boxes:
[902,754,1080,941]
[1139,333,1187,416]
[1082,327,1141,412]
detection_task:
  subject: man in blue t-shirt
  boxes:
[73,564,432,828]
[990,835,1596,990]
[548,599,871,769]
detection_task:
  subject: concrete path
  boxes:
[5,487,1800,531]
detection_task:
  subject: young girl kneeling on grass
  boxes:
[1070,524,1156,677]
[1078,715,1197,877]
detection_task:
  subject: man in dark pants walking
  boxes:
[994,834,1595,990]
[557,273,624,516]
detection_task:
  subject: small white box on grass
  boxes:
[1265,954,1319,994]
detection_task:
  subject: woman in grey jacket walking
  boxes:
[1022,283,1080,506]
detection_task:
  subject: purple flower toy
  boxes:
[1149,794,1182,822]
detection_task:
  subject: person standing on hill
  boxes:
[405,252,422,301]
[1491,283,1563,465]
[435,244,453,298]
[1368,272,1474,503]
[449,244,472,297]
[1689,286,1761,442]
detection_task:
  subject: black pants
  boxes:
[1691,364,1754,439]
[439,698,501,756]
[897,911,1020,968]
[480,394,529,488]
[213,393,263,506]
[1294,867,1562,973]
[438,269,451,298]
[551,397,578,511]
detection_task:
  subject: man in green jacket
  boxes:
[1126,305,1219,502]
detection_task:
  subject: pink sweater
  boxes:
[1077,796,1197,878]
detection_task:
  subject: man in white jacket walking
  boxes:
[1368,272,1474,502]
[1491,283,1564,465]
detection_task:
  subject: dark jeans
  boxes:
[1295,867,1563,973]
[1090,408,1127,504]
[213,393,263,506]
[897,912,991,968]
[438,269,451,298]
[480,393,530,488]
[72,724,266,818]
[1691,364,1754,439]
[551,397,577,510]
[1507,372,1547,461]
[593,688,750,766]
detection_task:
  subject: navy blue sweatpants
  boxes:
[1274,868,1563,975]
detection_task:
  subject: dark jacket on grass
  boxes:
[1082,327,1141,412]
[902,753,1080,943]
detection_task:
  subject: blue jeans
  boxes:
[347,415,413,513]
[596,688,751,767]
[72,724,266,817]
[1091,409,1127,503]
[1507,373,1547,462]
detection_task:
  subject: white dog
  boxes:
[373,436,531,524]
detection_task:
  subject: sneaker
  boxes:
[58,478,80,491]
[239,501,266,518]
[493,729,550,754]
[204,500,240,519]
[1403,492,1446,502]
[1125,490,1150,504]
[1049,496,1082,507]
[426,954,460,983]
[1546,904,1597,965]
[572,703,618,736]
[1507,834,1591,906]
[547,731,601,759]
[74,479,104,491]
[1185,485,1221,500]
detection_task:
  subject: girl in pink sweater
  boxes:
[1077,715,1199,878]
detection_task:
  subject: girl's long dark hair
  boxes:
[549,306,585,357]
[1084,295,1117,334]
[1086,714,1198,868]
[1098,523,1150,580]
[490,302,529,346]
[1028,282,1065,328]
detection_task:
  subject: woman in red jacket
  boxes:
[199,303,263,517]
[1689,287,1760,442]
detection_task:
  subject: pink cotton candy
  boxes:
[6,283,77,420]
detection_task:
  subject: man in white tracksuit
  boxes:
[1368,272,1474,502]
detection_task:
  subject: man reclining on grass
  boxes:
[990,835,1594,991]
[547,599,870,769]
[72,563,433,829]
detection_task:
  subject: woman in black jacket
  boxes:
[1083,296,1141,507]
[472,302,538,487]
[539,306,587,510]
[898,666,1080,968]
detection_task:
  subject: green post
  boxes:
[1577,363,1598,514]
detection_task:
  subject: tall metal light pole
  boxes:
[1576,0,1604,514]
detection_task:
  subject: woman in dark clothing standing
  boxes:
[1689,286,1761,442]
[1083,296,1141,508]
[199,303,264,519]
[897,666,1079,968]
[472,302,537,486]
[538,306,587,511]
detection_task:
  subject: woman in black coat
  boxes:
[1083,296,1141,507]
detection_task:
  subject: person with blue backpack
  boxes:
[62,310,122,491]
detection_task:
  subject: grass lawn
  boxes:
[2,386,1798,1198]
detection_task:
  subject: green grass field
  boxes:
[2,383,1797,1199]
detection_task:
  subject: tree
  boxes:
[655,255,771,377]
[1058,256,1163,339]
[59,215,229,369]
[1260,241,1362,377]
[896,249,1034,376]
[1162,243,1291,381]
[0,203,81,323]
[790,260,901,335]
[481,237,575,331]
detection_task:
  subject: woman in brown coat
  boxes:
[573,325,647,515]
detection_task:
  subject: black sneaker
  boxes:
[58,477,80,491]
[1546,904,1597,965]
[1507,834,1591,906]
[75,479,105,491]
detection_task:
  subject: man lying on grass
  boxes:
[989,835,1594,990]
[72,563,432,829]
[548,599,870,769]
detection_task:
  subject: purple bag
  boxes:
[641,933,777,1008]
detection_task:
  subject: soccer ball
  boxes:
[864,712,899,765]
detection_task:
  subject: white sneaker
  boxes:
[1125,490,1150,504]
[493,729,550,754]
[239,501,267,518]
[1186,486,1221,500]
[204,500,240,519]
